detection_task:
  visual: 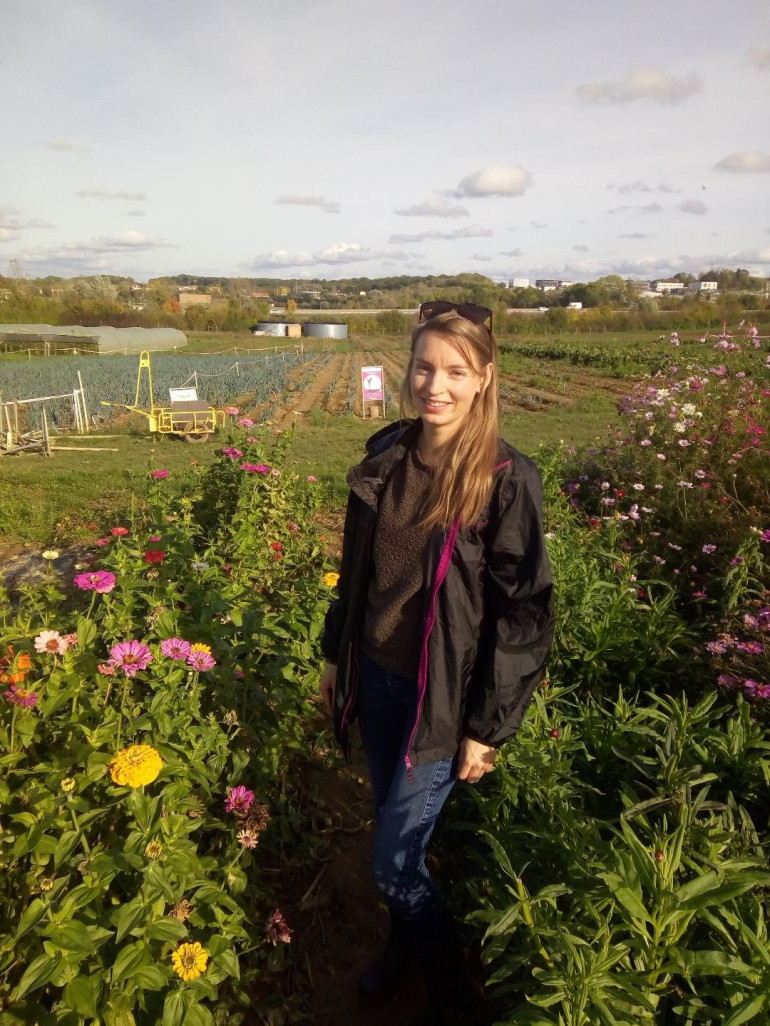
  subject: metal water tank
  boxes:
[301,322,348,339]
[255,322,289,336]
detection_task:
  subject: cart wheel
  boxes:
[184,431,211,443]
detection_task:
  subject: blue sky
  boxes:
[1,0,769,283]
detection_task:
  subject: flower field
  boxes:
[1,322,770,1024]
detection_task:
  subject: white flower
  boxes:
[673,422,687,433]
[681,403,697,416]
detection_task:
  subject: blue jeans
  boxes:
[356,653,459,958]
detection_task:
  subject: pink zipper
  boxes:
[404,517,460,781]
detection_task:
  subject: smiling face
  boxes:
[409,330,492,443]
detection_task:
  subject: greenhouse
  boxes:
[0,324,186,355]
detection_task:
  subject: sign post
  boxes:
[361,366,385,419]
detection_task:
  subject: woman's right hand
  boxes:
[319,662,337,715]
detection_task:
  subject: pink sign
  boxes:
[361,366,384,402]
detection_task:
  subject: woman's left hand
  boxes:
[456,737,496,784]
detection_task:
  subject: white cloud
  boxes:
[388,224,492,244]
[712,150,770,173]
[577,68,701,105]
[126,209,146,217]
[394,195,469,218]
[573,244,589,252]
[679,199,708,215]
[0,207,54,231]
[20,232,175,262]
[471,253,492,261]
[619,233,654,239]
[452,164,533,199]
[0,228,21,243]
[44,139,92,153]
[608,181,680,194]
[530,221,548,229]
[607,203,663,215]
[246,242,415,270]
[274,194,341,214]
[76,186,148,201]
[500,248,523,257]
[744,48,770,71]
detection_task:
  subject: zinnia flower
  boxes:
[110,526,130,536]
[171,942,209,982]
[109,744,163,787]
[238,828,259,848]
[225,785,255,815]
[34,630,68,656]
[224,406,240,416]
[41,549,59,560]
[60,778,76,794]
[187,648,216,671]
[110,640,153,677]
[144,840,163,859]
[266,909,292,945]
[3,685,38,708]
[221,447,243,459]
[74,570,116,593]
[322,572,340,588]
[98,661,116,676]
[95,537,111,547]
[237,417,254,427]
[270,541,283,552]
[151,469,169,479]
[169,899,193,922]
[144,550,166,564]
[161,638,191,660]
[0,647,32,685]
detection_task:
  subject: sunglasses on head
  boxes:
[418,301,493,331]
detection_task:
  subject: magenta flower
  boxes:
[237,417,254,427]
[221,447,243,459]
[730,556,744,567]
[702,544,717,555]
[110,640,153,677]
[74,570,116,593]
[744,680,770,698]
[224,406,240,416]
[307,475,318,483]
[225,785,255,815]
[3,685,38,708]
[95,537,111,547]
[717,673,740,688]
[266,909,292,945]
[161,638,191,660]
[98,661,116,676]
[151,469,169,479]
[187,649,216,671]
[761,530,770,543]
[737,641,763,654]
[34,630,67,655]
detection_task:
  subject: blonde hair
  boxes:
[399,311,500,529]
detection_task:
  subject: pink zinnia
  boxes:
[266,909,292,945]
[187,649,216,671]
[3,685,38,708]
[221,447,243,459]
[63,633,78,648]
[224,406,240,416]
[161,638,191,660]
[34,630,67,656]
[238,417,254,427]
[98,661,116,676]
[151,469,169,479]
[95,537,111,547]
[225,785,255,815]
[110,526,130,537]
[110,640,153,677]
[144,550,165,564]
[73,570,116,593]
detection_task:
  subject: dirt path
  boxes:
[277,354,348,429]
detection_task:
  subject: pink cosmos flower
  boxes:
[307,475,318,483]
[737,641,763,654]
[110,526,130,537]
[151,469,169,479]
[237,417,254,427]
[74,570,116,593]
[225,785,255,815]
[187,649,216,671]
[761,530,770,543]
[717,673,740,688]
[110,640,153,677]
[730,556,744,567]
[271,469,281,477]
[702,544,717,554]
[3,685,38,708]
[34,630,68,656]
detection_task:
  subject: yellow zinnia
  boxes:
[322,572,340,588]
[189,643,212,655]
[109,744,163,788]
[171,942,208,982]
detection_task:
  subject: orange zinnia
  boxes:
[0,648,32,685]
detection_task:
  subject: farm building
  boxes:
[0,324,186,356]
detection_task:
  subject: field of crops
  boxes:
[1,350,314,427]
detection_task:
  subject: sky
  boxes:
[1,0,769,285]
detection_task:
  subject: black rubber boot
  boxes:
[358,911,413,1006]
[416,942,483,1026]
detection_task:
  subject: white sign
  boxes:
[169,387,199,402]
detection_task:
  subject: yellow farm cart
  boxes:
[101,351,227,442]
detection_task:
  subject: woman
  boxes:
[319,302,555,1025]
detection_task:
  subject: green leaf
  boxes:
[162,990,185,1026]
[15,899,46,942]
[53,830,81,869]
[723,993,768,1026]
[47,919,95,954]
[145,918,188,942]
[76,617,98,650]
[111,942,150,985]
[63,975,101,1018]
[184,1004,214,1026]
[132,965,169,990]
[13,953,64,1001]
[212,948,239,980]
[600,874,652,925]
[114,900,146,943]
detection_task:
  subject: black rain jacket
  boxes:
[321,418,555,770]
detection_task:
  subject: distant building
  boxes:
[177,293,211,309]
[510,277,530,288]
[535,279,573,291]
[688,281,718,293]
[626,280,651,292]
[651,280,685,295]
[251,291,271,299]
[568,302,583,310]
